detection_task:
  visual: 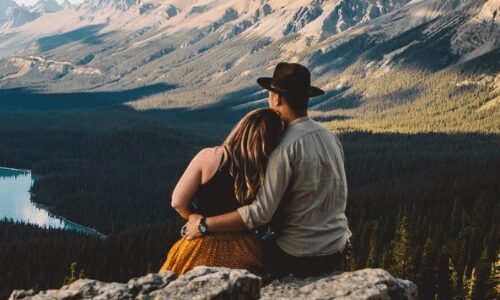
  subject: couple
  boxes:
[160,62,352,278]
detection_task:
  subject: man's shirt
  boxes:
[237,116,352,257]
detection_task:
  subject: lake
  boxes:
[0,167,105,238]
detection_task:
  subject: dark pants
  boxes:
[262,238,350,279]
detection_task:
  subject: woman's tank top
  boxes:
[190,157,241,217]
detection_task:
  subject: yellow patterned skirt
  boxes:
[160,232,263,275]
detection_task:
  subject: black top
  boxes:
[190,159,241,217]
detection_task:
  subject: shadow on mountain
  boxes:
[456,48,500,76]
[311,115,352,122]
[0,83,177,111]
[362,22,431,62]
[37,24,114,52]
[309,34,374,74]
[168,86,268,124]
[312,91,363,112]
[379,86,422,104]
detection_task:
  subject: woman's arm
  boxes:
[171,150,207,220]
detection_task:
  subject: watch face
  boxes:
[199,223,207,234]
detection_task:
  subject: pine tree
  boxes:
[465,267,476,300]
[78,269,87,280]
[63,262,78,286]
[436,251,454,300]
[390,215,414,279]
[488,252,499,300]
[471,248,492,300]
[418,238,437,300]
[448,257,463,300]
[367,223,379,268]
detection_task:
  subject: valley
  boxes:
[0,0,498,299]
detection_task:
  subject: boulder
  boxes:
[9,267,416,300]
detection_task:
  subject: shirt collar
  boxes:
[289,116,311,127]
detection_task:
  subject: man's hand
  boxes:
[185,213,203,240]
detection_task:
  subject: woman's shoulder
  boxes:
[192,147,225,180]
[194,147,224,161]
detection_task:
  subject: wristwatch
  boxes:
[198,217,208,236]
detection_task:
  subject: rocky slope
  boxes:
[0,0,498,132]
[9,266,418,300]
[0,0,64,30]
[0,0,413,83]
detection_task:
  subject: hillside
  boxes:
[0,0,498,132]
[0,1,499,299]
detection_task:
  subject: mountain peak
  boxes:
[0,0,18,22]
[61,0,73,10]
[29,0,62,14]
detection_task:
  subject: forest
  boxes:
[0,105,498,299]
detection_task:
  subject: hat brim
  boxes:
[257,77,325,97]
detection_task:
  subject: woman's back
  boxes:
[191,160,241,217]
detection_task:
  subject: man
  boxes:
[185,62,352,277]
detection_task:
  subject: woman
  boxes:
[160,108,285,275]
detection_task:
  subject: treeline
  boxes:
[343,132,500,300]
[0,109,226,234]
[313,58,500,134]
[0,219,182,300]
[0,110,498,299]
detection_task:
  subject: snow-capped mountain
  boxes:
[29,0,62,14]
[1,0,67,29]
[0,0,498,116]
[60,0,73,10]
[0,0,18,22]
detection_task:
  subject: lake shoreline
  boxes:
[0,166,30,172]
[0,167,107,239]
[31,201,107,239]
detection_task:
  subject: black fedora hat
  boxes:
[257,62,325,97]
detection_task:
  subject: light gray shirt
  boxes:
[237,116,352,257]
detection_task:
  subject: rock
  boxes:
[127,271,177,295]
[260,268,418,300]
[150,267,261,300]
[8,267,260,300]
[9,267,417,300]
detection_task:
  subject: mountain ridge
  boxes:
[0,0,498,133]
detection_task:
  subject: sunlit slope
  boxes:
[0,0,498,133]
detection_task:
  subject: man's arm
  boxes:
[185,211,246,240]
[185,146,292,239]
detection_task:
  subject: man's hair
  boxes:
[283,93,309,112]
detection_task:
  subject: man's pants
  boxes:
[262,238,350,279]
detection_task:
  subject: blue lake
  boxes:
[0,167,105,237]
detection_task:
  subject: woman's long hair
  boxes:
[222,108,285,205]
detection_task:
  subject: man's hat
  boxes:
[257,62,325,98]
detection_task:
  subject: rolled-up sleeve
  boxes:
[237,146,293,229]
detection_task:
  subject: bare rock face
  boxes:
[9,267,416,300]
[260,268,418,300]
[8,267,261,300]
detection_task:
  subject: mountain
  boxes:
[0,0,18,22]
[0,0,65,30]
[1,6,38,30]
[29,0,62,14]
[0,0,498,132]
[60,0,73,10]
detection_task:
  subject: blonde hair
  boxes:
[222,108,285,204]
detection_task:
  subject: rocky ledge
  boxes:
[9,267,417,300]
